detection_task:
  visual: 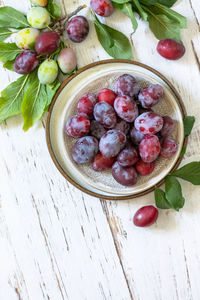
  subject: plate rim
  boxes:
[46,59,188,200]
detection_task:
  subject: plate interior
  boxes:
[49,62,184,198]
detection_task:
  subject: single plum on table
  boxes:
[133,206,158,227]
[58,48,77,74]
[138,84,164,108]
[114,95,138,123]
[157,39,185,60]
[77,93,97,119]
[135,159,156,175]
[65,115,90,138]
[72,136,99,164]
[92,153,115,171]
[160,138,178,158]
[117,147,139,167]
[90,0,114,17]
[115,74,140,98]
[94,101,117,128]
[134,111,163,135]
[97,88,116,106]
[90,120,107,140]
[112,161,138,186]
[160,116,175,137]
[139,134,161,163]
[67,16,89,43]
[35,31,60,55]
[14,51,39,74]
[99,129,126,158]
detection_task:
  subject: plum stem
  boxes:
[47,25,53,31]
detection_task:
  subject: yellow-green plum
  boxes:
[38,59,58,84]
[57,48,77,74]
[30,0,48,7]
[15,28,40,50]
[27,7,50,29]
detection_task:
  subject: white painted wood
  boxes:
[0,0,200,299]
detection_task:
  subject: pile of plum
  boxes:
[13,3,89,84]
[65,74,178,187]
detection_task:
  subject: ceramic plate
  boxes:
[46,60,187,200]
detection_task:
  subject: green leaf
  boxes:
[165,176,185,211]
[0,76,28,121]
[0,28,12,41]
[94,16,114,48]
[156,0,177,8]
[154,187,171,209]
[146,10,181,41]
[183,116,195,137]
[111,0,130,3]
[132,0,148,21]
[59,66,78,76]
[152,4,187,29]
[0,71,37,121]
[47,0,53,10]
[172,162,200,185]
[139,0,157,5]
[3,60,15,71]
[22,80,47,131]
[94,16,132,59]
[22,77,61,131]
[47,0,61,19]
[179,145,186,157]
[0,42,23,62]
[0,6,29,29]
[44,79,61,111]
[113,2,138,32]
[49,44,63,60]
[51,4,61,18]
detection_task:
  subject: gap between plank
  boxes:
[191,40,200,73]
[100,199,134,300]
[189,0,200,29]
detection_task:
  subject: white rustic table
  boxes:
[0,0,200,299]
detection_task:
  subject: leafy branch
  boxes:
[155,117,197,211]
[51,4,87,34]
[0,0,188,131]
[92,0,187,59]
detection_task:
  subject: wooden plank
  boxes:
[0,1,133,299]
[102,0,200,299]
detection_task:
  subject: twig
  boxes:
[50,5,87,28]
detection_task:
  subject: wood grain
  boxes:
[0,0,200,299]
